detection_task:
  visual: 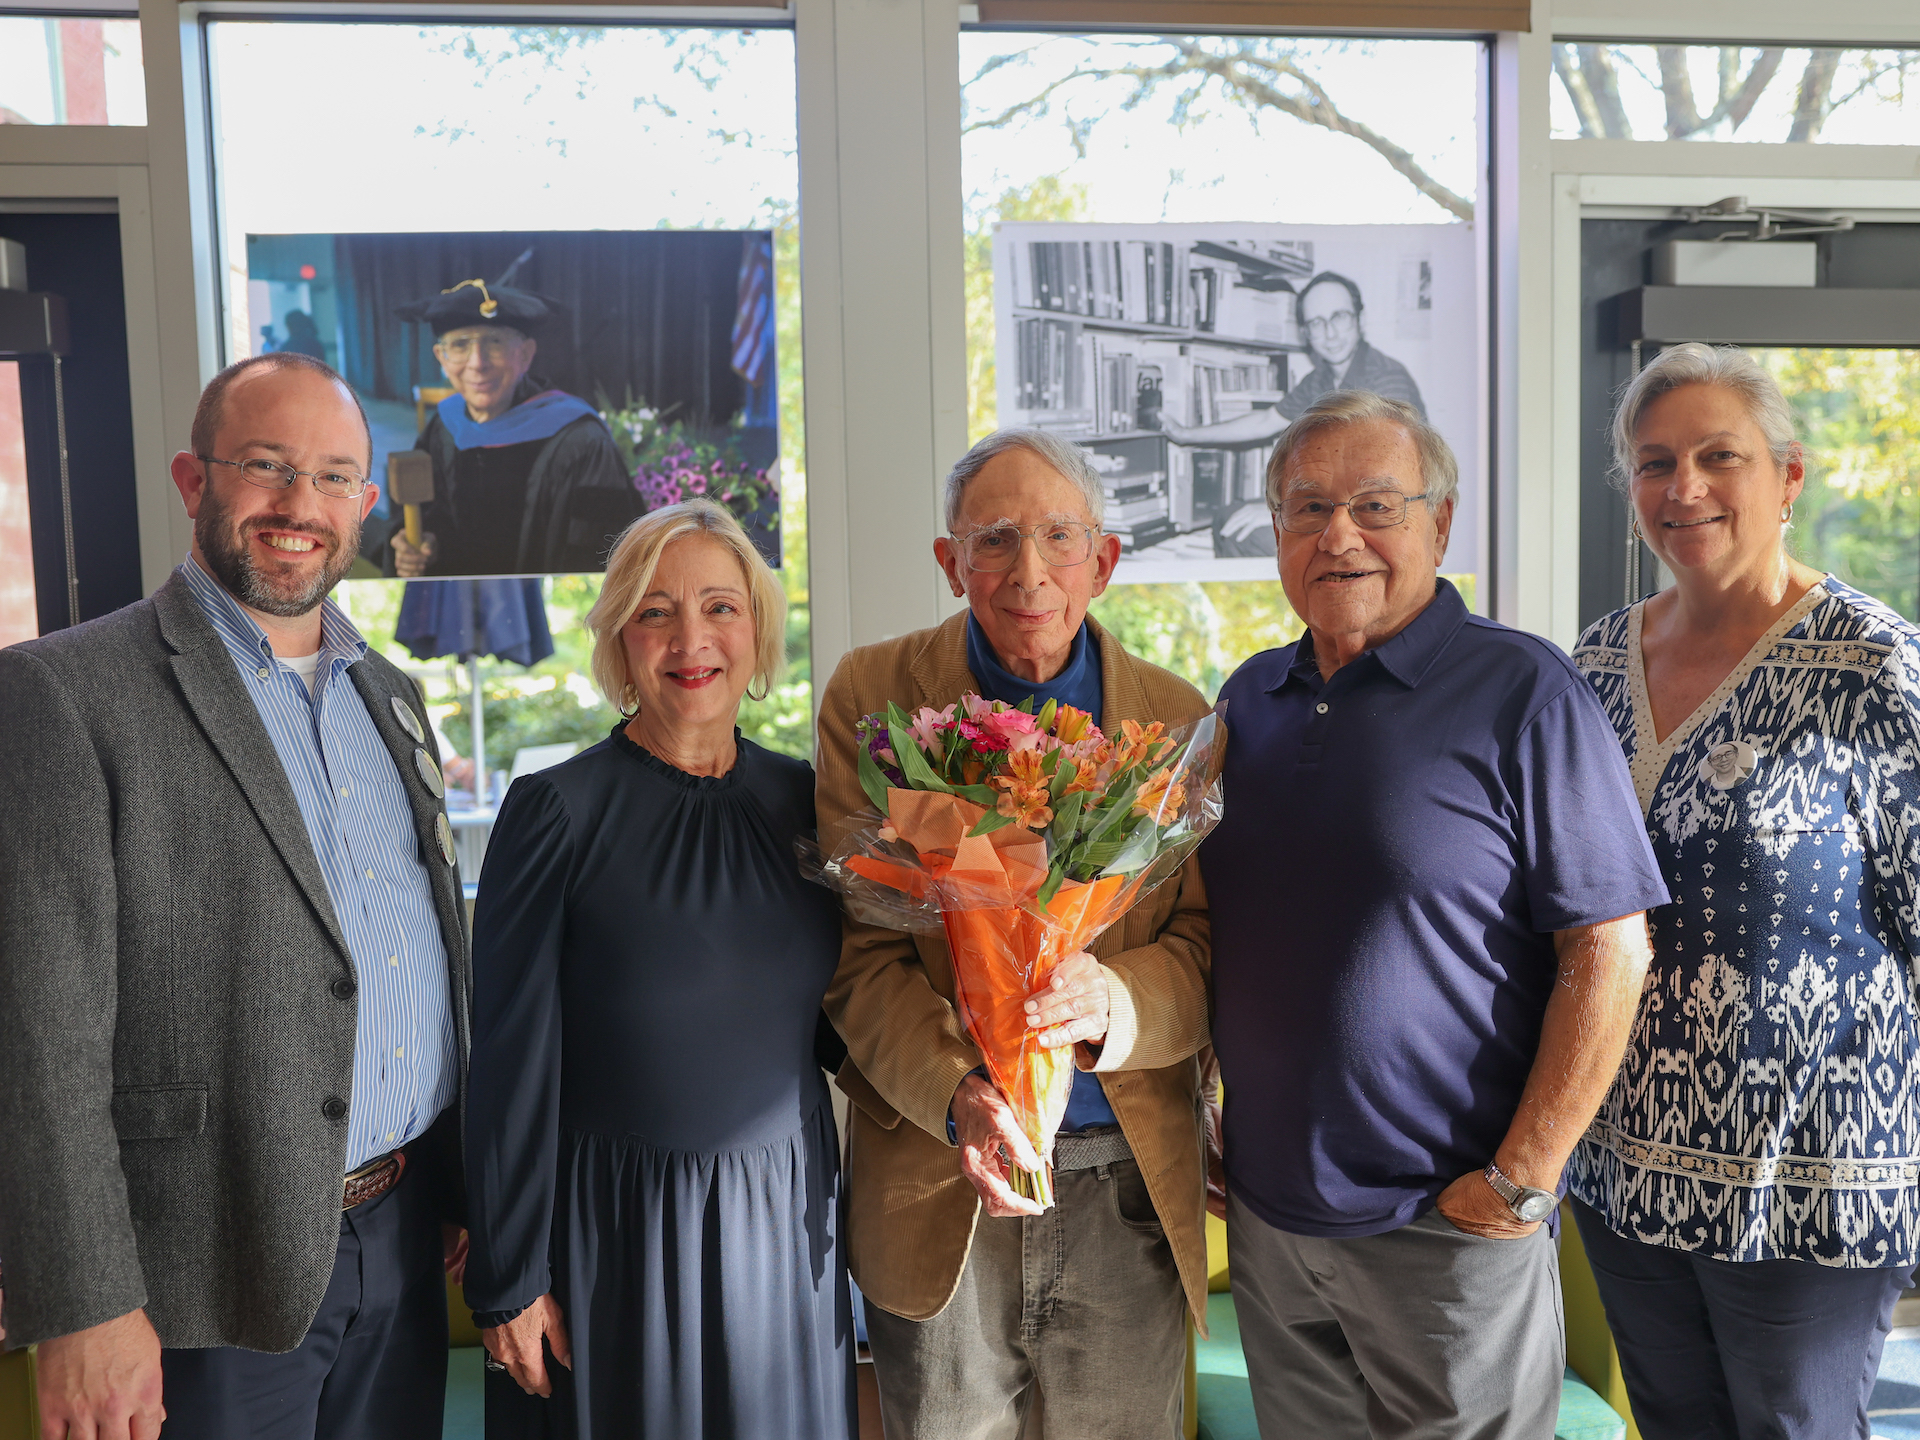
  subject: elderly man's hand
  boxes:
[1024,950,1108,1049]
[952,1073,1046,1218]
[482,1293,572,1398]
[1433,1167,1544,1240]
[392,530,436,578]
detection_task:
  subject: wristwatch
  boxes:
[1483,1162,1557,1223]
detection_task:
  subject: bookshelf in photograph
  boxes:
[1001,235,1310,552]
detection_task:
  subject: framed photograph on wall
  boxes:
[993,221,1476,585]
[242,228,780,578]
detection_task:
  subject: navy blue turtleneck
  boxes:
[963,613,1116,1134]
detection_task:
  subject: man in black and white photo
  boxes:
[1162,271,1426,557]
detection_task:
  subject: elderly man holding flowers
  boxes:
[815,428,1213,1439]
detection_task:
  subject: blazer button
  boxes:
[331,978,356,1000]
[322,1096,348,1121]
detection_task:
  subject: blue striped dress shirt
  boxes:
[180,558,457,1171]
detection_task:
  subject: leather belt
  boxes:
[342,1149,406,1211]
[1052,1124,1133,1173]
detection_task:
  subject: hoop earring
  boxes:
[620,683,640,718]
[1628,516,1644,544]
[1781,502,1794,524]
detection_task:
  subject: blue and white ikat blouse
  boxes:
[1571,577,1920,1268]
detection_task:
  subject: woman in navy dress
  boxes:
[1570,344,1920,1438]
[463,499,855,1439]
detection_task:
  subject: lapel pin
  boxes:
[1699,738,1758,790]
[435,812,456,867]
[413,747,446,799]
[390,697,425,743]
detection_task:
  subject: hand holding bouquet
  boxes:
[806,695,1224,1208]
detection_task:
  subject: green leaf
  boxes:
[1036,863,1066,909]
[856,745,892,816]
[885,700,916,734]
[889,721,953,794]
[1017,695,1036,714]
[967,808,1018,838]
[952,783,999,806]
[1048,789,1086,845]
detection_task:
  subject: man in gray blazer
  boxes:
[0,353,471,1439]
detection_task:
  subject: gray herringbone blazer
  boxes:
[0,570,471,1352]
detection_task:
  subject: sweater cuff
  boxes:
[472,1303,531,1330]
[1082,963,1138,1073]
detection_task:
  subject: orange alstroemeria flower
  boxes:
[1131,766,1188,821]
[1052,705,1099,745]
[990,749,1056,829]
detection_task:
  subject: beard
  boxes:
[196,483,361,618]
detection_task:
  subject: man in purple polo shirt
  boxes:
[1201,391,1666,1439]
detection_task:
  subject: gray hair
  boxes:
[1610,343,1797,489]
[1264,390,1459,512]
[944,428,1107,532]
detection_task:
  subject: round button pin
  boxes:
[413,747,445,799]
[435,811,455,867]
[390,696,425,743]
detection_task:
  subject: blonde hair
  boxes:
[586,499,786,714]
[1264,390,1459,511]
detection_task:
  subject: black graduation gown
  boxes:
[400,403,642,577]
[463,729,856,1440]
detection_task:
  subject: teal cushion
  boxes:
[1194,1294,1626,1440]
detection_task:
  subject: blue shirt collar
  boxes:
[1272,578,1468,693]
[178,555,368,676]
[964,612,1103,718]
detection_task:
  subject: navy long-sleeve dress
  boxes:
[464,725,855,1439]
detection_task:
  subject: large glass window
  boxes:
[206,20,807,816]
[961,31,1483,697]
[1757,349,1920,619]
[0,17,145,125]
[1552,45,1920,143]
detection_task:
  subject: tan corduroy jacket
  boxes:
[815,611,1214,1329]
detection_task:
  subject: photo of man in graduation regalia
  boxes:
[388,278,641,578]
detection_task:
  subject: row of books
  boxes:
[1008,240,1187,326]
[1012,317,1288,433]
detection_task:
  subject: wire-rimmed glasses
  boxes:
[950,520,1098,571]
[197,454,370,500]
[1276,488,1429,535]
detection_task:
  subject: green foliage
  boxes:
[1759,349,1920,620]
[441,677,610,760]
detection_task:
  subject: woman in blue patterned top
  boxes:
[1570,342,1920,1439]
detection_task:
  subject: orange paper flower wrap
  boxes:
[841,790,1150,1207]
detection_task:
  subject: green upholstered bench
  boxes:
[1195,1294,1626,1440]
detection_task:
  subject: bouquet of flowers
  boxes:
[597,394,779,525]
[806,695,1225,1208]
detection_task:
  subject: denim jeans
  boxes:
[864,1155,1187,1440]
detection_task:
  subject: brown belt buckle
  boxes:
[342,1149,406,1211]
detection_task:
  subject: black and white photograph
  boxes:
[993,221,1477,583]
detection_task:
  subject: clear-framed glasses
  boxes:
[951,520,1098,572]
[198,454,370,500]
[436,332,523,363]
[1276,488,1428,535]
[1302,309,1358,340]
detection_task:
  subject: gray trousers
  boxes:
[1227,1192,1564,1440]
[865,1156,1188,1440]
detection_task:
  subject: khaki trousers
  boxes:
[864,1156,1187,1440]
[1227,1192,1565,1440]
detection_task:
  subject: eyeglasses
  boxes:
[436,333,523,362]
[951,521,1098,572]
[198,454,370,500]
[1276,488,1428,534]
[1303,309,1357,340]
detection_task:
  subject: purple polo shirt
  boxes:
[1201,580,1666,1238]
